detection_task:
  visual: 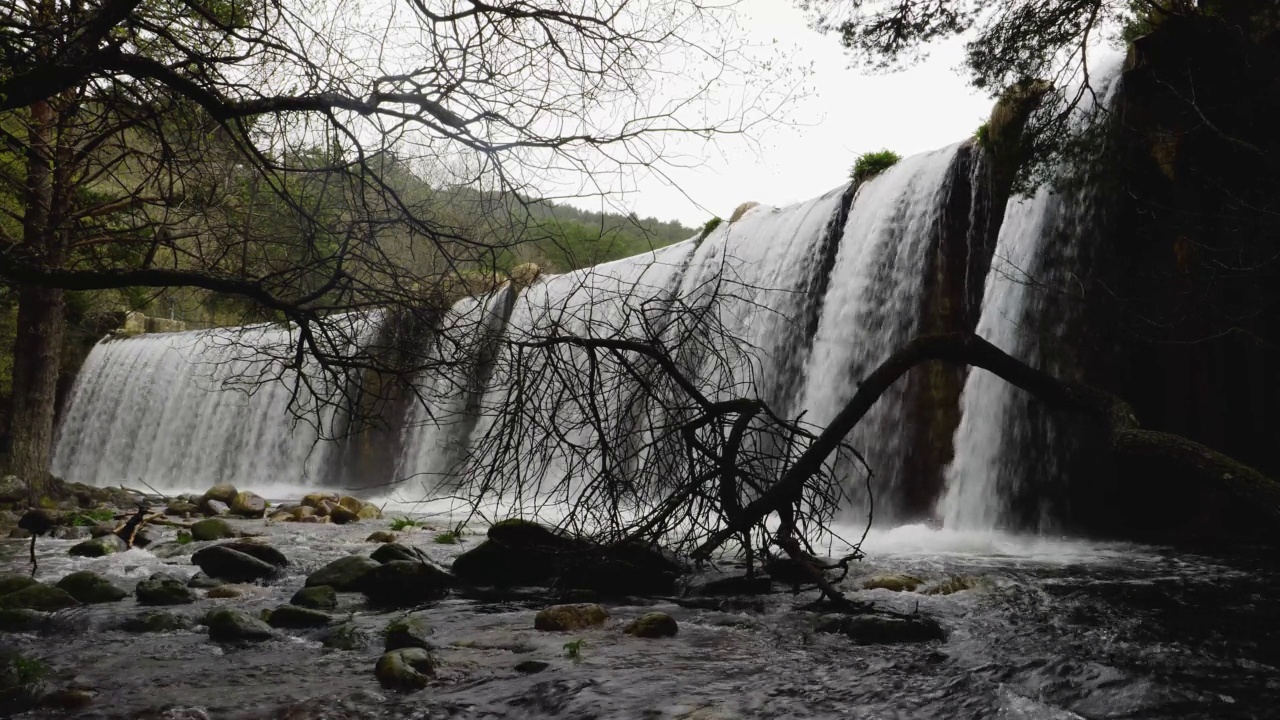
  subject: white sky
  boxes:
[601,0,995,227]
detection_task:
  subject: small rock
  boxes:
[55,571,127,604]
[191,545,278,583]
[206,585,246,599]
[191,518,236,541]
[291,585,337,610]
[624,612,678,638]
[135,573,196,606]
[515,660,549,674]
[230,491,267,519]
[816,613,945,645]
[385,616,432,651]
[68,534,127,558]
[266,605,332,629]
[306,555,380,591]
[371,543,417,564]
[0,609,46,632]
[202,483,239,506]
[320,623,368,650]
[187,572,224,589]
[206,608,273,642]
[0,476,27,503]
[205,499,231,516]
[0,583,79,611]
[534,603,609,631]
[862,574,924,592]
[0,575,39,596]
[43,688,94,711]
[366,531,397,543]
[166,500,200,516]
[359,560,452,607]
[121,612,191,633]
[374,648,435,691]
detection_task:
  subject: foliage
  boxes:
[974,122,991,149]
[0,650,46,712]
[850,150,902,183]
[433,530,459,545]
[390,517,422,532]
[699,217,723,242]
[176,531,193,545]
[563,638,586,661]
[65,508,116,527]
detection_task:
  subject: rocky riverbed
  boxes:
[1,487,1279,719]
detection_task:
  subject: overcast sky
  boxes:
[601,0,994,227]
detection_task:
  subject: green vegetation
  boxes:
[66,508,116,527]
[563,638,586,661]
[433,530,460,545]
[850,150,902,183]
[698,217,723,242]
[390,517,422,532]
[176,531,193,545]
[974,122,991,149]
[0,651,47,710]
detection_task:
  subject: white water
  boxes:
[941,55,1127,530]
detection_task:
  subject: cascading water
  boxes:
[941,55,1126,531]
[51,313,380,494]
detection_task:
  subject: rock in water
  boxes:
[922,576,981,595]
[0,609,46,632]
[135,574,195,606]
[384,616,432,651]
[230,491,267,518]
[266,605,332,629]
[202,483,238,506]
[624,612,678,638]
[305,555,379,591]
[205,500,231,516]
[206,608,273,642]
[816,613,945,645]
[55,572,127,604]
[534,603,609,631]
[68,535,127,558]
[205,585,245,599]
[120,612,192,633]
[515,660,549,674]
[190,518,236,542]
[191,546,278,583]
[320,623,368,650]
[166,500,200,517]
[366,531,396,543]
[358,561,452,607]
[357,505,382,521]
[291,585,338,610]
[302,492,338,509]
[862,574,924,592]
[371,543,417,564]
[0,575,39,596]
[214,541,288,568]
[187,572,223,589]
[374,648,435,691]
[328,504,359,524]
[0,584,79,611]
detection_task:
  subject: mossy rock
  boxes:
[320,623,369,651]
[291,585,337,610]
[301,492,338,509]
[487,518,575,549]
[533,603,609,632]
[55,571,127,604]
[206,608,273,642]
[190,518,236,542]
[358,561,452,607]
[229,491,267,519]
[371,543,417,564]
[0,575,39,596]
[187,572,224,589]
[357,505,382,521]
[922,576,983,596]
[816,613,945,645]
[191,545,278,583]
[202,483,239,505]
[374,648,435,691]
[366,531,396,543]
[305,555,379,591]
[862,574,924,592]
[135,573,195,606]
[68,535,127,558]
[0,583,79,611]
[385,616,432,651]
[0,609,45,633]
[206,585,246,599]
[266,605,332,629]
[120,612,192,633]
[623,611,678,638]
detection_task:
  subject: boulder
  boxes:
[358,561,452,607]
[187,572,223,589]
[121,612,192,633]
[202,483,238,506]
[623,612,678,638]
[0,476,27,503]
[320,623,368,650]
[0,609,45,633]
[301,492,338,509]
[266,605,332,629]
[205,500,230,516]
[149,541,195,560]
[191,546,278,583]
[305,555,379,591]
[357,505,382,521]
[328,504,359,525]
[206,585,245,599]
[371,543,418,564]
[268,510,293,522]
[922,576,981,596]
[291,585,338,610]
[55,572,127,604]
[534,603,608,631]
[230,491,267,519]
[88,522,116,538]
[68,534,127,558]
[487,518,577,549]
[206,608,273,642]
[862,574,924,592]
[384,616,432,651]
[0,575,39,596]
[366,531,397,544]
[339,496,366,514]
[681,574,773,597]
[291,506,316,522]
[816,613,945,645]
[0,583,79,611]
[374,648,435,691]
[214,541,288,568]
[166,500,200,517]
[135,573,195,606]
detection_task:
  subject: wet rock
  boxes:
[357,505,382,521]
[43,687,94,711]
[366,531,397,544]
[88,522,116,538]
[922,576,981,595]
[202,483,238,506]
[266,605,332,629]
[0,575,39,596]
[187,572,224,589]
[0,609,46,632]
[166,500,200,517]
[206,585,246,599]
[291,585,338,610]
[624,611,678,638]
[306,555,379,591]
[534,603,609,631]
[359,560,452,607]
[320,623,368,650]
[18,509,58,536]
[816,613,945,645]
[291,506,316,522]
[8,528,32,539]
[191,518,236,542]
[0,583,79,611]
[385,616,432,651]
[328,504,359,524]
[0,476,27,503]
[681,574,773,597]
[136,573,196,606]
[205,499,230,516]
[53,525,90,540]
[230,491,267,519]
[298,514,326,524]
[371,543,418,564]
[121,612,191,633]
[216,541,288,568]
[55,571,127,604]
[191,545,278,583]
[374,648,435,691]
[862,574,924,592]
[302,492,338,509]
[206,608,273,642]
[339,496,366,514]
[268,510,292,522]
[68,534,127,558]
[515,660,549,674]
[149,541,195,560]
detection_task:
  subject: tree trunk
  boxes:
[10,284,65,496]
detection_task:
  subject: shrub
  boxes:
[850,149,902,183]
[433,530,459,545]
[974,122,990,149]
[390,517,422,532]
[697,217,722,242]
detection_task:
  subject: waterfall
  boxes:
[799,143,966,521]
[941,56,1126,531]
[50,313,379,495]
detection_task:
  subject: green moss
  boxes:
[850,150,902,183]
[66,508,115,527]
[698,217,723,242]
[390,517,421,531]
[433,530,459,545]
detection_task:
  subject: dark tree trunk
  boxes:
[10,283,66,496]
